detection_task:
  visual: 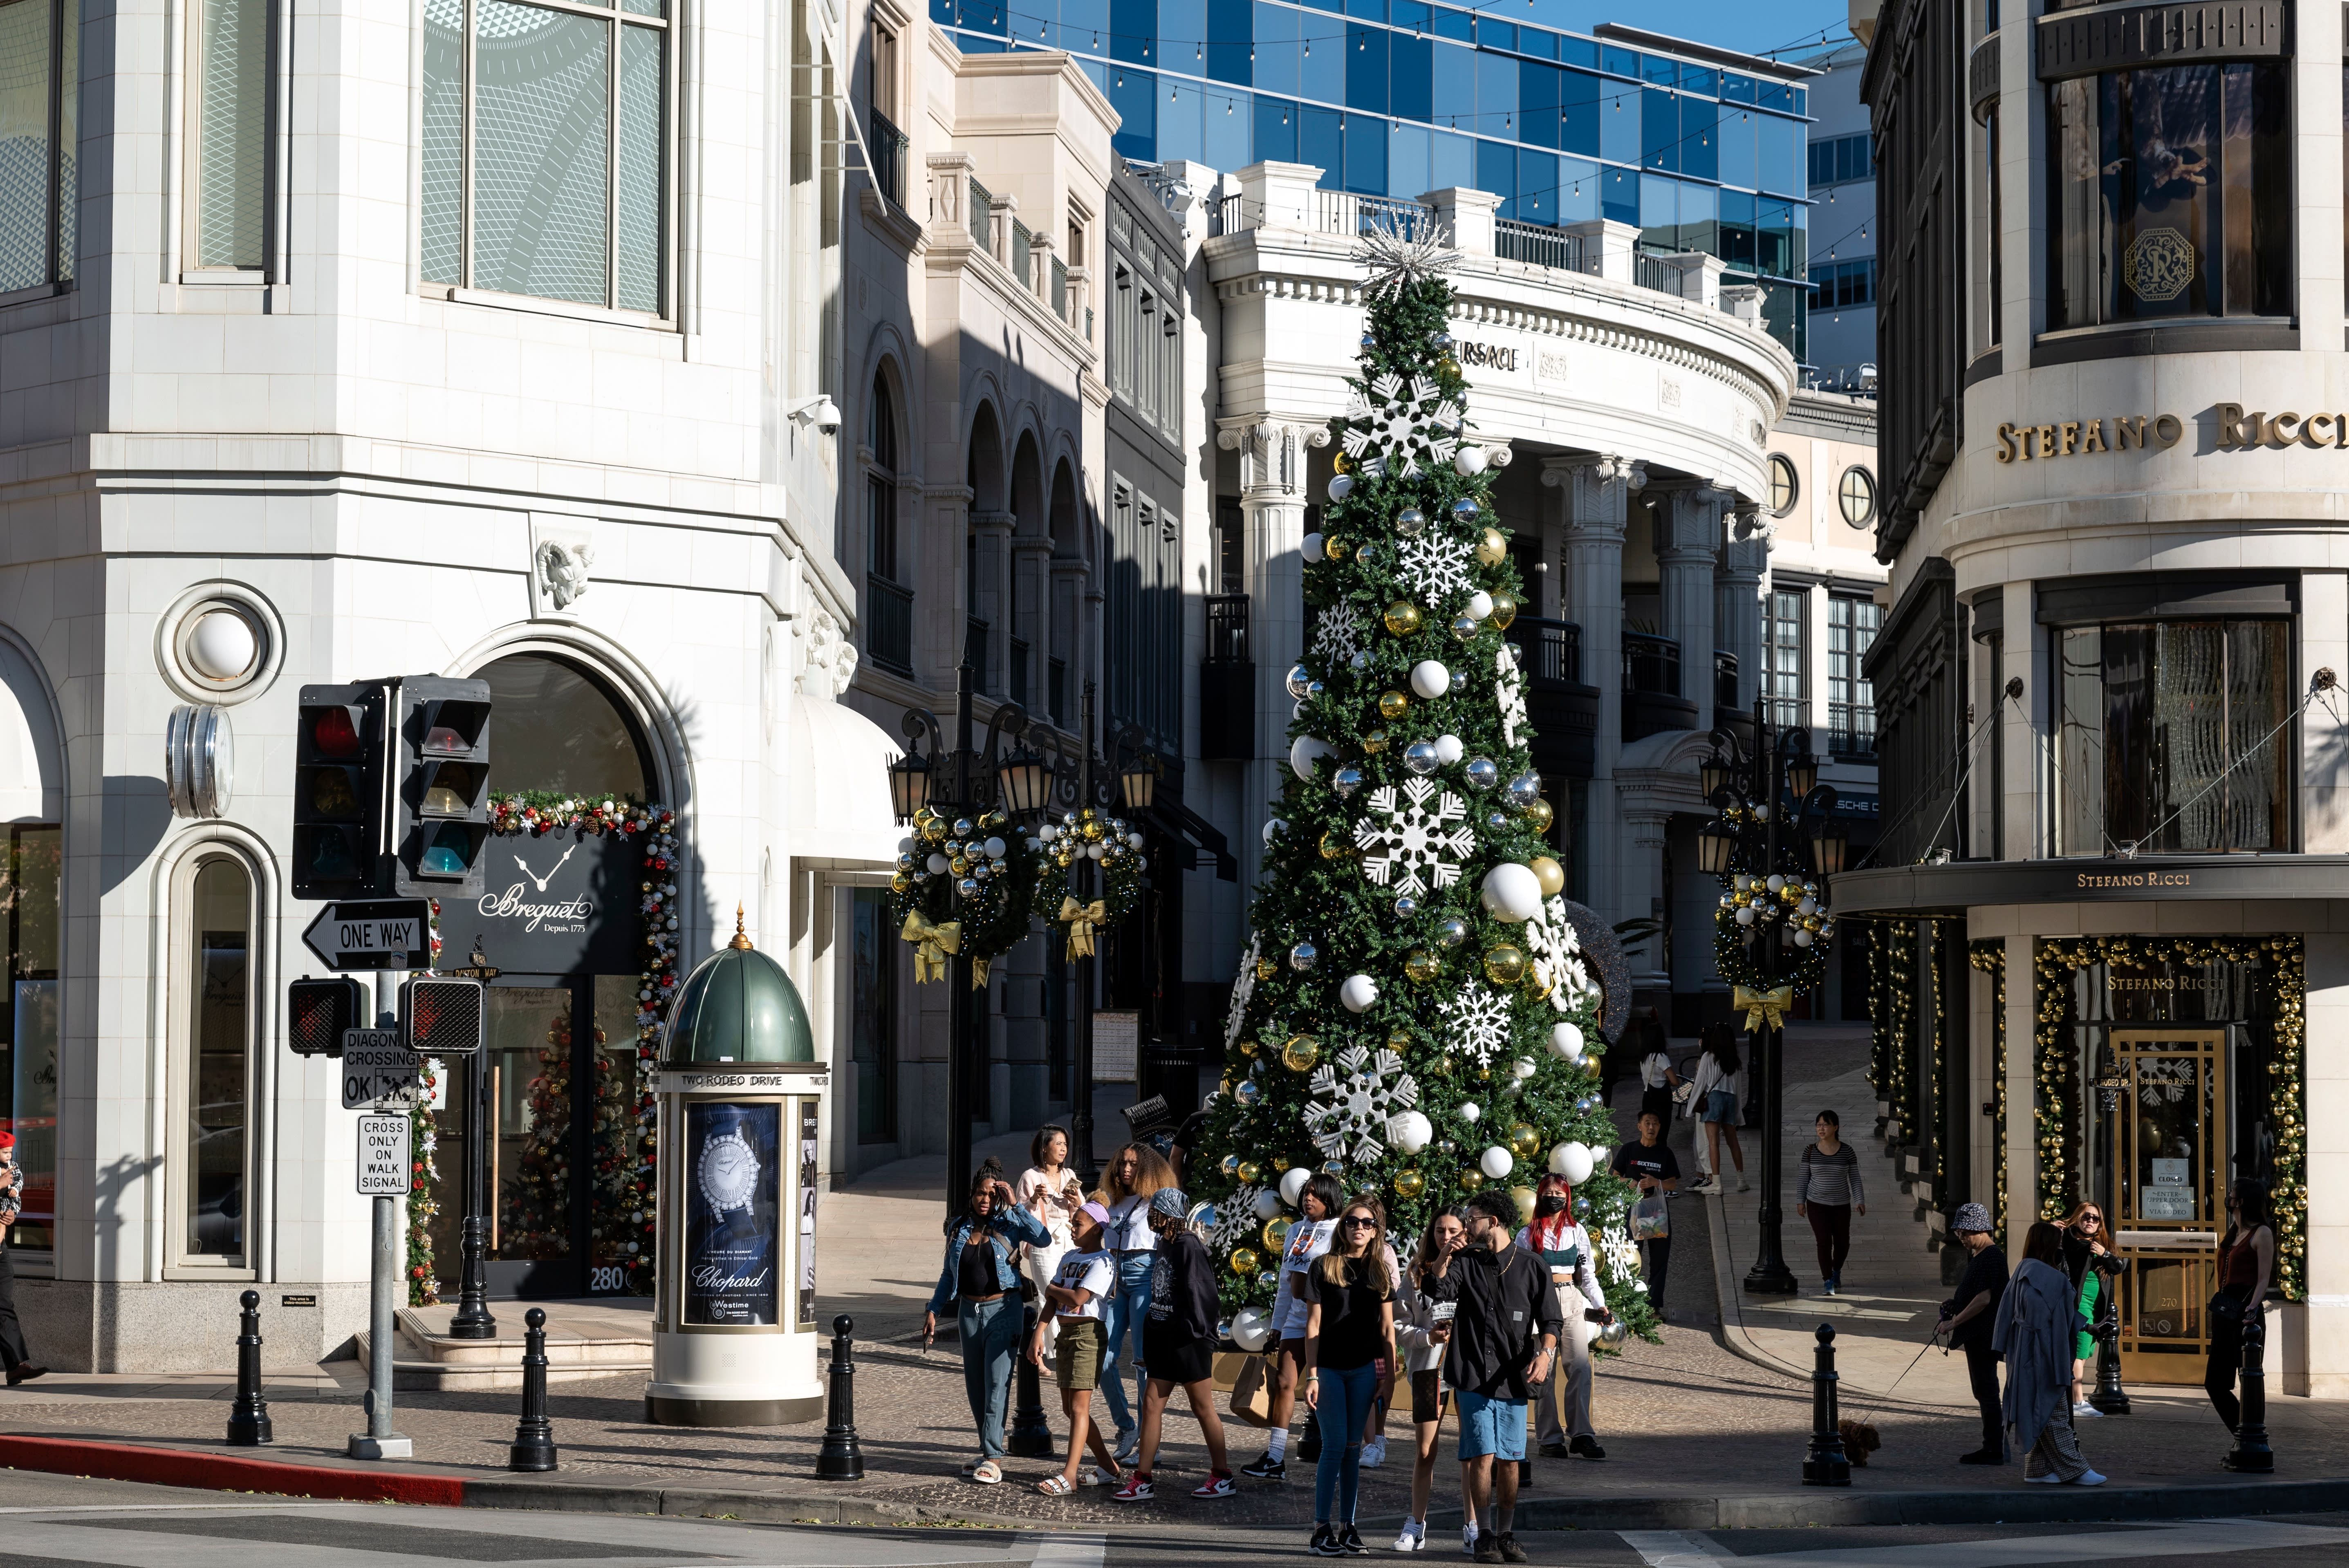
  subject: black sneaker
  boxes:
[1340,1524,1369,1555]
[1537,1442,1570,1458]
[1241,1453,1286,1481]
[1957,1449,2002,1465]
[1473,1534,1504,1564]
[1309,1525,1345,1557]
[1496,1532,1529,1564]
[1570,1434,1608,1460]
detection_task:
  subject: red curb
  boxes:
[0,1434,469,1506]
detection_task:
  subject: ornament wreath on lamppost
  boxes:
[885,647,1053,1218]
[1696,697,1847,1297]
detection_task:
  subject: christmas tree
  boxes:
[501,1010,574,1258]
[1190,226,1660,1342]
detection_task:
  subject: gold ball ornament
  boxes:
[1508,1122,1541,1158]
[1458,1167,1485,1193]
[889,873,910,894]
[1488,589,1519,629]
[1523,797,1555,833]
[1239,1038,1259,1058]
[1511,1185,1538,1223]
[1363,728,1390,755]
[1281,1034,1320,1073]
[1272,1155,1293,1172]
[1484,944,1528,986]
[1319,830,1351,861]
[1256,957,1278,981]
[1383,601,1425,637]
[1476,528,1507,567]
[1333,451,1352,473]
[1325,535,1351,561]
[1393,1167,1427,1199]
[1237,1161,1262,1184]
[1263,1216,1293,1252]
[1525,966,1553,1001]
[1385,1028,1413,1053]
[1530,857,1565,897]
[1404,949,1442,983]
[1231,1247,1261,1277]
[1378,690,1410,720]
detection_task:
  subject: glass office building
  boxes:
[934,0,1815,359]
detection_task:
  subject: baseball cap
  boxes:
[1078,1200,1112,1227]
[1150,1187,1188,1220]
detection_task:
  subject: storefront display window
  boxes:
[0,826,59,1251]
[2045,60,2289,331]
[2053,620,2288,856]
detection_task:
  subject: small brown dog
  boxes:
[1838,1417,1882,1465]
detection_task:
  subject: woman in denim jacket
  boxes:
[924,1157,1050,1482]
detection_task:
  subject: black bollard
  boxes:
[1802,1323,1850,1485]
[1008,1297,1055,1457]
[2088,1258,2131,1414]
[509,1307,558,1472]
[815,1313,867,1481]
[226,1289,273,1447]
[2223,1305,2273,1473]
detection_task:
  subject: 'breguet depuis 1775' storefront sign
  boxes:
[434,828,641,975]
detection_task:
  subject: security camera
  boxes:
[789,395,843,435]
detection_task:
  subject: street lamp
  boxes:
[1700,697,1840,1296]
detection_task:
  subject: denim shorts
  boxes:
[1454,1388,1528,1462]
[1700,1088,1739,1124]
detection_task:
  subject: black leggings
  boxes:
[1963,1340,2002,1455]
[1807,1203,1852,1282]
[1640,1235,1671,1307]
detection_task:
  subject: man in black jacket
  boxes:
[1432,1190,1561,1564]
[1937,1202,2009,1464]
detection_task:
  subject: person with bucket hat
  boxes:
[1937,1202,2009,1464]
[1113,1187,1236,1502]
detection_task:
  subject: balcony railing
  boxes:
[1052,256,1068,316]
[1049,656,1068,727]
[1504,617,1599,778]
[966,615,990,691]
[1012,220,1033,287]
[1206,592,1251,663]
[867,576,913,676]
[1713,650,1740,716]
[868,108,908,208]
[1623,631,1681,697]
[1496,218,1591,274]
[1634,248,1679,294]
[1201,594,1254,761]
[1768,695,1811,735]
[969,178,995,252]
[1504,615,1581,685]
[1828,701,1877,758]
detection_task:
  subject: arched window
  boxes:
[476,654,654,802]
[181,854,254,1266]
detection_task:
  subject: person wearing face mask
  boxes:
[1518,1173,1610,1460]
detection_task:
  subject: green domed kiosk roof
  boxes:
[662,909,814,1065]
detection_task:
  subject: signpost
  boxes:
[303,900,433,972]
[356,1115,409,1196]
[347,972,415,1463]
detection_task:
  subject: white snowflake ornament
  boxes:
[1398,532,1475,608]
[1313,601,1367,667]
[1211,1186,1269,1256]
[1524,896,1596,1015]
[1306,1044,1422,1164]
[1496,643,1527,749]
[1225,932,1262,1048]
[1438,982,1515,1068]
[1354,220,1463,292]
[1354,777,1472,896]
[1598,1224,1641,1283]
[1340,372,1466,480]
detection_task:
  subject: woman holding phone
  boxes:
[1390,1207,1466,1551]
[1019,1125,1084,1368]
[1301,1200,1396,1557]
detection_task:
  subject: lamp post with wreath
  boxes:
[1695,696,1848,1296]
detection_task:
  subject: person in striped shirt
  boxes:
[1795,1111,1866,1296]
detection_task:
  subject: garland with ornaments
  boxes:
[2032,934,2305,1298]
[407,793,679,1302]
[1183,236,1657,1346]
[1710,800,1834,999]
[891,806,1044,985]
[1033,807,1145,959]
[1968,940,2007,1237]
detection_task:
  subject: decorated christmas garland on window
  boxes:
[1032,807,1147,959]
[1968,940,2006,1236]
[891,805,1042,985]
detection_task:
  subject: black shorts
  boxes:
[1143,1327,1215,1387]
[1410,1369,1449,1425]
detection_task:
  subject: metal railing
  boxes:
[968,178,994,251]
[1767,695,1811,733]
[1495,219,1591,274]
[1504,616,1582,685]
[1634,248,1679,294]
[1713,650,1740,716]
[867,576,914,676]
[1012,220,1032,286]
[868,108,908,208]
[1051,256,1067,316]
[1828,701,1877,757]
[1213,193,1248,235]
[1314,190,1434,241]
[1206,593,1251,663]
[1623,631,1681,697]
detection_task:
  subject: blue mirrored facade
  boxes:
[935,0,1812,360]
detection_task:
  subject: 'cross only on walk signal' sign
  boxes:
[357,1114,410,1196]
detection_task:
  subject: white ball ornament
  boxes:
[1290,735,1336,781]
[1480,1145,1515,1180]
[1409,660,1452,700]
[1454,445,1489,477]
[926,853,950,874]
[1340,973,1380,1013]
[1254,1187,1283,1220]
[1263,817,1287,844]
[1392,1109,1433,1154]
[1736,905,1757,926]
[1280,1166,1312,1208]
[1479,862,1544,923]
[1458,1100,1482,1124]
[1231,1306,1274,1351]
[982,836,1006,859]
[1434,734,1466,766]
[1327,473,1356,501]
[1302,531,1327,562]
[1794,929,1815,947]
[1548,1021,1585,1058]
[1466,590,1495,622]
[1512,1057,1538,1081]
[1549,1141,1596,1184]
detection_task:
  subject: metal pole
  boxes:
[1071,681,1100,1189]
[508,1307,558,1470]
[1744,707,1797,1295]
[2089,1257,2131,1413]
[1802,1324,1851,1483]
[352,969,414,1458]
[815,1314,868,1479]
[2223,1305,2273,1472]
[450,1043,498,1338]
[946,657,977,1219]
[1008,1295,1056,1455]
[226,1289,273,1445]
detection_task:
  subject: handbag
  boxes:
[1228,1352,1273,1427]
[2208,1287,2247,1331]
[1630,1191,1670,1240]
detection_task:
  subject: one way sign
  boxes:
[303,899,433,971]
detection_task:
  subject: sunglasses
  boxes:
[1342,1216,1378,1229]
[2079,1214,2103,1225]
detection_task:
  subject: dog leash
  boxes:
[1836,1322,1946,1431]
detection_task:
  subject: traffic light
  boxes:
[390,677,492,896]
[287,976,366,1057]
[293,683,388,899]
[403,975,485,1056]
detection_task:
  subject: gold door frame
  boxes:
[2102,1027,2226,1384]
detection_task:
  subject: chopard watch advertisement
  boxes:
[684,1101,781,1326]
[434,827,640,975]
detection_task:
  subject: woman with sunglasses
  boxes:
[2209,1182,2276,1438]
[2060,1202,2112,1418]
[1300,1202,1396,1557]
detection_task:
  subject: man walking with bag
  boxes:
[1430,1190,1560,1564]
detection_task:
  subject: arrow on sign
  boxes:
[303,899,434,972]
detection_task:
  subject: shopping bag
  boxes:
[1630,1191,1670,1240]
[1228,1352,1273,1427]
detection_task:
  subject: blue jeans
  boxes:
[1098,1252,1154,1431]
[958,1294,1023,1458]
[1313,1364,1378,1523]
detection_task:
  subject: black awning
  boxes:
[1146,798,1238,881]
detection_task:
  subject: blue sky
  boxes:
[1514,0,1851,60]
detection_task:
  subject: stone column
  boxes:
[1654,484,1723,735]
[969,509,1015,694]
[1621,802,1673,1001]
[1716,514,1766,726]
[1542,453,1642,925]
[1218,415,1330,898]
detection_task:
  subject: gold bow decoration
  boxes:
[1058,897,1109,961]
[901,910,962,984]
[1733,984,1794,1033]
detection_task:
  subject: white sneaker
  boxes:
[1463,1525,1480,1555]
[1112,1426,1140,1465]
[1360,1435,1387,1468]
[1737,1178,1751,1192]
[1392,1521,1426,1552]
[2071,1470,2107,1486]
[2073,1402,2104,1418]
